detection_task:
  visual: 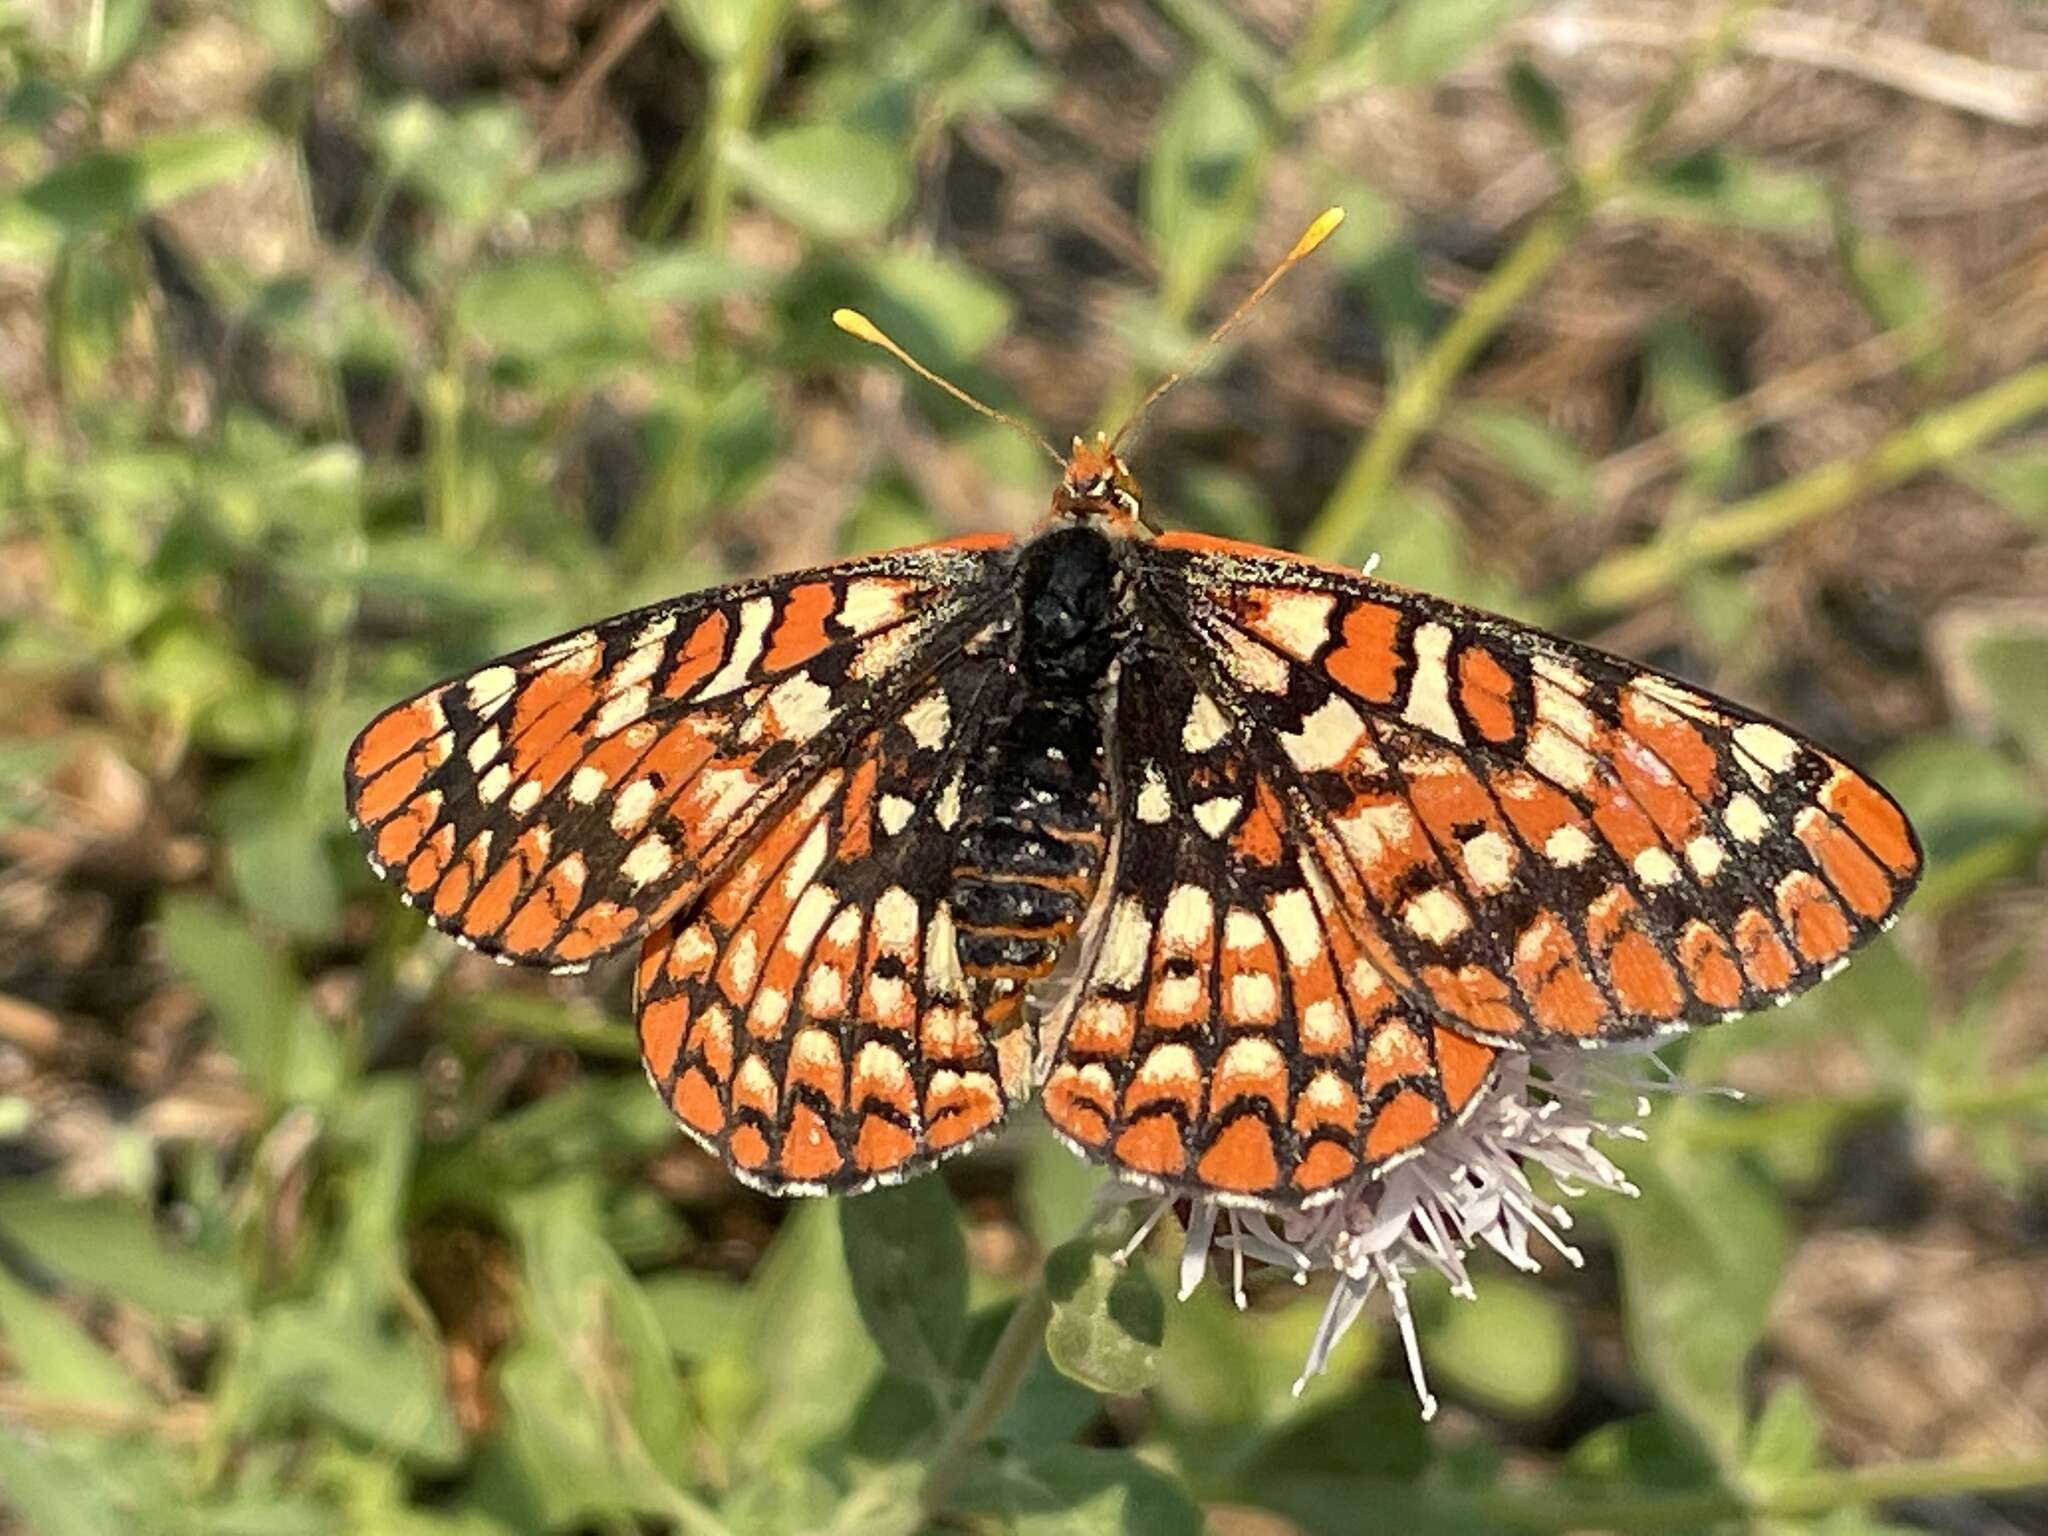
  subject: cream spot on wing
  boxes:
[1461,829,1514,893]
[1403,886,1469,943]
[1303,1067,1349,1109]
[1633,846,1682,887]
[694,596,774,701]
[674,922,715,972]
[1229,971,1278,1022]
[1527,724,1597,791]
[1684,834,1725,880]
[874,887,919,949]
[782,883,837,958]
[465,725,502,772]
[1733,722,1801,777]
[734,1054,776,1112]
[924,903,965,997]
[851,621,919,681]
[509,780,543,817]
[1182,692,1230,753]
[839,579,907,635]
[1545,824,1595,867]
[1223,908,1266,953]
[903,689,951,751]
[1281,693,1368,774]
[1097,897,1153,992]
[934,769,964,831]
[610,777,659,835]
[854,1040,910,1095]
[630,611,677,653]
[592,683,650,739]
[1302,1003,1347,1054]
[1193,794,1242,839]
[765,671,836,741]
[1137,1042,1198,1089]
[1265,888,1323,966]
[780,819,831,899]
[1402,622,1463,743]
[1248,590,1335,660]
[568,764,607,804]
[535,630,601,672]
[1334,801,1417,870]
[623,834,675,888]
[749,985,789,1032]
[1630,672,1714,718]
[1135,764,1172,825]
[804,965,845,1016]
[1159,885,1215,950]
[686,766,758,831]
[879,795,915,835]
[1724,792,1772,842]
[1218,624,1292,693]
[465,666,516,717]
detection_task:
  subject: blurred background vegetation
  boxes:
[2,0,2046,1531]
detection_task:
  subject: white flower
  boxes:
[1106,1045,1704,1420]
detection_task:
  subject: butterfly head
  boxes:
[1056,432,1147,530]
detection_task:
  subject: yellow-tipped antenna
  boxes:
[833,308,1064,468]
[1110,206,1345,451]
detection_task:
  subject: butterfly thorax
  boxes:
[950,524,1122,1017]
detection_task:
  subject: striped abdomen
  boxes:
[951,524,1121,1011]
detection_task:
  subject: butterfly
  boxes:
[345,211,1920,1208]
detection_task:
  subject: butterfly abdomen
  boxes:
[949,526,1121,993]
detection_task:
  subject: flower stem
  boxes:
[1558,362,2048,617]
[917,1278,1054,1519]
[1478,1452,2048,1530]
[1298,0,1766,566]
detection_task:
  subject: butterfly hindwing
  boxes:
[1128,533,1922,1046]
[345,537,1013,972]
[635,639,1038,1195]
[1040,636,1502,1206]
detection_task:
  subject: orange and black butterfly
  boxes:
[345,212,1920,1207]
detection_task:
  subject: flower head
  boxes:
[1109,1045,1690,1419]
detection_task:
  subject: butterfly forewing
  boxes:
[1129,533,1922,1046]
[344,537,1014,972]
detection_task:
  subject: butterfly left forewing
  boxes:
[345,539,1012,971]
[1133,533,1922,1046]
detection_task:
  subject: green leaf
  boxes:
[1954,444,2048,529]
[840,1179,969,1395]
[838,478,940,557]
[1447,401,1596,513]
[1306,0,1533,100]
[0,1264,153,1413]
[1418,1273,1574,1416]
[228,815,342,941]
[727,124,911,240]
[856,248,1016,359]
[1043,1238,1164,1397]
[1961,623,2048,772]
[1744,1381,1823,1485]
[1645,319,1744,495]
[1876,733,2043,870]
[455,256,617,361]
[957,1444,1202,1536]
[0,1429,130,1536]
[495,1186,695,1523]
[1144,60,1266,317]
[664,0,780,64]
[1601,1138,1790,1467]
[1637,149,1832,235]
[1503,57,1571,152]
[157,894,327,1105]
[235,1298,464,1467]
[740,1202,883,1457]
[16,126,273,237]
[0,1187,235,1321]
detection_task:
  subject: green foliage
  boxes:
[3,0,2042,1531]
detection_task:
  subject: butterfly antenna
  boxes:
[833,308,1064,469]
[1110,206,1345,452]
